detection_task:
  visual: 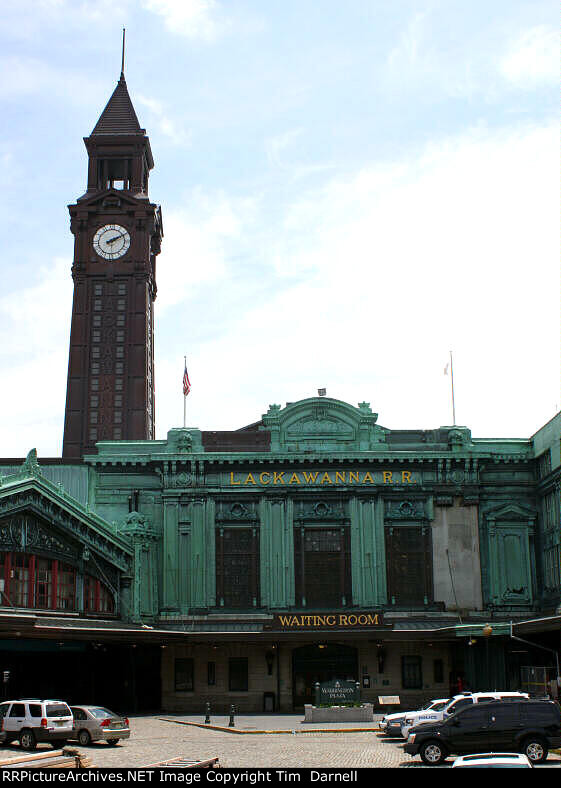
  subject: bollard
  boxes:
[228,704,235,727]
[205,702,211,725]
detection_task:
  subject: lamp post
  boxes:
[482,624,493,689]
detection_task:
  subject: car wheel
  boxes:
[78,729,92,746]
[522,737,548,764]
[107,739,120,746]
[19,730,36,751]
[419,740,447,766]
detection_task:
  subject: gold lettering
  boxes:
[302,471,319,484]
[279,615,290,626]
[402,471,412,483]
[349,471,360,484]
[335,471,346,484]
[273,471,285,485]
[358,615,367,625]
[367,614,379,624]
[259,472,271,485]
[321,472,333,484]
[363,471,374,484]
[383,471,393,484]
[326,615,336,625]
[288,473,301,485]
[339,614,348,625]
[230,472,241,486]
[348,615,357,625]
[317,616,327,626]
[244,473,256,485]
[290,616,299,626]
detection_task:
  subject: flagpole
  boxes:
[450,350,456,426]
[183,355,186,429]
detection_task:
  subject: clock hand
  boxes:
[106,235,123,245]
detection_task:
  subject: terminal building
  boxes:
[0,71,559,714]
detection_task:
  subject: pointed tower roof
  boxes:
[91,74,144,136]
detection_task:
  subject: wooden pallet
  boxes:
[144,756,220,768]
[0,747,93,769]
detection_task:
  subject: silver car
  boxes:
[70,706,130,746]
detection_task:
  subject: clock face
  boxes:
[93,224,131,260]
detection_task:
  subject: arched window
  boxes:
[0,551,114,615]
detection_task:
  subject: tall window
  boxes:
[175,658,194,692]
[402,656,423,689]
[216,527,260,608]
[385,525,433,606]
[294,526,352,608]
[229,658,248,691]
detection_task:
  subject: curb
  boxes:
[159,719,380,735]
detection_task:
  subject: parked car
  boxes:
[70,706,130,746]
[452,753,533,768]
[0,699,73,751]
[400,690,529,739]
[403,698,561,765]
[380,699,449,737]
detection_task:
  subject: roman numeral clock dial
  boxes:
[93,224,131,260]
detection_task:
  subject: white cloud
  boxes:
[154,121,559,440]
[499,25,559,89]
[137,94,191,145]
[0,258,72,456]
[142,0,223,41]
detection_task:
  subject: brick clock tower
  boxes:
[62,71,163,458]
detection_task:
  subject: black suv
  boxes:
[403,699,561,765]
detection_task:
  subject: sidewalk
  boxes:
[159,712,385,733]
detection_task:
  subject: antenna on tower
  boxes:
[121,28,126,78]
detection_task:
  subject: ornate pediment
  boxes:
[262,397,387,453]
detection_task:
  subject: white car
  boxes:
[400,691,529,739]
[0,699,74,751]
[379,699,449,737]
[452,753,533,768]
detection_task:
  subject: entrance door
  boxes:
[292,643,358,710]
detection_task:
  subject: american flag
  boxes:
[183,363,191,396]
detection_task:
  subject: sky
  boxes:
[0,0,559,457]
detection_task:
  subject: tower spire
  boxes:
[121,27,126,79]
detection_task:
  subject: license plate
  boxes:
[112,723,123,728]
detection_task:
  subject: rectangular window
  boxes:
[117,299,126,311]
[94,285,103,296]
[116,347,124,358]
[35,558,53,608]
[56,563,76,610]
[433,658,444,684]
[402,656,423,690]
[229,658,248,691]
[294,526,352,608]
[385,525,433,607]
[118,284,127,296]
[175,658,194,692]
[207,662,216,686]
[93,315,101,327]
[91,379,99,391]
[215,527,260,609]
[92,331,101,343]
[117,315,125,327]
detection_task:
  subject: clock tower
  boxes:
[62,71,163,458]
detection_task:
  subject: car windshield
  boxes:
[46,704,71,718]
[89,707,118,718]
[429,702,447,711]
